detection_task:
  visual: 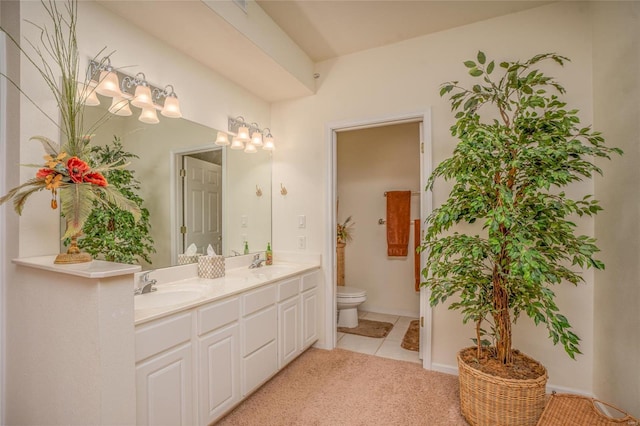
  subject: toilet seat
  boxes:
[337,286,366,298]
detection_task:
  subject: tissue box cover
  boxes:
[178,254,203,265]
[198,255,225,279]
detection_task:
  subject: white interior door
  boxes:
[183,156,222,255]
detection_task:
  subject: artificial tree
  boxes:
[421,51,621,367]
[76,137,155,264]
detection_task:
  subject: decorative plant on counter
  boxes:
[420,51,621,424]
[73,137,155,265]
[0,0,140,263]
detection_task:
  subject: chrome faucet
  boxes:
[249,253,265,269]
[134,271,157,295]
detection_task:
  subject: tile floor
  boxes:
[336,311,421,364]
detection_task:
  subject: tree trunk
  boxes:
[493,275,512,364]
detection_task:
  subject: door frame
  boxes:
[325,110,433,369]
[170,144,224,265]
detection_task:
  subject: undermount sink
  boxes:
[250,264,298,278]
[135,286,206,310]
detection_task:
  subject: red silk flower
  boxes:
[66,156,90,183]
[36,168,55,179]
[83,172,108,187]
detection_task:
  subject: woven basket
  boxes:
[457,348,548,426]
[537,393,639,425]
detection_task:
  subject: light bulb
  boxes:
[215,132,230,146]
[230,136,245,150]
[160,94,182,118]
[76,81,100,106]
[237,125,250,142]
[95,69,121,97]
[263,135,275,151]
[251,131,263,146]
[138,107,159,124]
[108,97,132,116]
[131,84,153,109]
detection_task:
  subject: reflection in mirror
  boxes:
[76,96,272,269]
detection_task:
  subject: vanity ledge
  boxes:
[13,255,141,279]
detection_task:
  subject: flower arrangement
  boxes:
[337,216,355,245]
[0,0,140,263]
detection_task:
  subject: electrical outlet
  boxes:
[298,215,306,229]
[241,215,248,228]
[297,236,306,250]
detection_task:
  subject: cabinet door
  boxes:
[199,323,240,425]
[278,297,300,369]
[301,289,318,349]
[136,343,193,426]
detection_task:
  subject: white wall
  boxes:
[592,2,640,417]
[272,1,598,393]
[337,123,420,317]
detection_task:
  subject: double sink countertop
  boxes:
[134,261,321,325]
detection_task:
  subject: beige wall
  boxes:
[337,123,420,316]
[272,1,599,393]
[592,2,640,417]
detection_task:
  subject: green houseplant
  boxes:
[421,52,621,425]
[76,137,155,264]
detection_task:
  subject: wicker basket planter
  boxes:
[457,348,548,426]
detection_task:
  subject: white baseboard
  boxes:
[431,362,458,376]
[362,305,419,319]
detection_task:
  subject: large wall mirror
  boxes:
[74,98,272,269]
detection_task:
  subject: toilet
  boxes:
[337,286,367,328]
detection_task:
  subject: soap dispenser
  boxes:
[243,241,249,255]
[266,242,273,265]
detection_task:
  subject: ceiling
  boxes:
[96,0,551,102]
[256,1,552,63]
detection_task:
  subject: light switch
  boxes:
[241,215,248,228]
[298,215,306,229]
[297,236,306,249]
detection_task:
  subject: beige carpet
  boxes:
[217,348,467,425]
[337,318,394,338]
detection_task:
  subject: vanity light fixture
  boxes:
[83,59,182,124]
[226,116,276,152]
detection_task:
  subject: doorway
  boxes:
[326,111,433,369]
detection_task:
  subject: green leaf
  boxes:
[464,60,476,68]
[469,69,483,77]
[487,61,495,74]
[477,51,486,65]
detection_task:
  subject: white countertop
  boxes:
[13,255,141,278]
[134,261,321,325]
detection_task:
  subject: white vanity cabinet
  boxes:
[134,265,321,424]
[135,312,194,426]
[241,283,278,396]
[196,297,241,425]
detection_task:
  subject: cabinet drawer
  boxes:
[302,270,320,292]
[197,297,239,336]
[242,340,277,396]
[277,277,300,302]
[135,312,192,363]
[242,305,277,356]
[242,284,276,316]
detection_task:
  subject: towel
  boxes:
[414,219,421,291]
[386,191,411,256]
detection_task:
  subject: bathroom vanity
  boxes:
[9,254,320,426]
[134,259,321,425]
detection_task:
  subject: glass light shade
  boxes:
[138,107,159,124]
[108,97,132,116]
[215,132,230,146]
[160,94,182,118]
[95,70,121,97]
[244,142,258,153]
[236,125,250,142]
[263,135,275,151]
[77,82,100,106]
[230,137,245,150]
[131,84,153,109]
[251,131,263,146]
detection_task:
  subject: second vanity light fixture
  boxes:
[80,58,182,124]
[215,116,275,153]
